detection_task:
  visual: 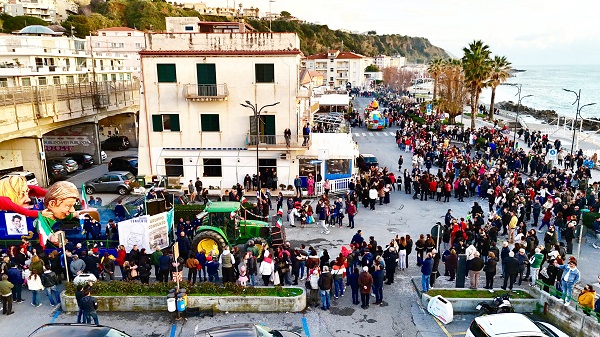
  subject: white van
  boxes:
[466,313,568,337]
[1,171,38,186]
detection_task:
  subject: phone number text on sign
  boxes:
[44,146,74,152]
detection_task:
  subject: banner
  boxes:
[118,211,171,252]
[148,211,170,252]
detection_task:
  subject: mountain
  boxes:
[61,0,447,62]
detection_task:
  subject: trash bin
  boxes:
[179,288,187,307]
[427,295,454,324]
[167,293,176,312]
[176,293,186,312]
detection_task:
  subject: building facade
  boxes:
[86,27,144,79]
[2,0,57,23]
[305,50,370,89]
[138,29,358,189]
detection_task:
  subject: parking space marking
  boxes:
[49,308,61,323]
[451,333,466,336]
[433,316,452,337]
[169,323,177,337]
[302,317,311,337]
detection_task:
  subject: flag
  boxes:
[277,207,283,216]
[81,182,88,209]
[276,217,282,228]
[35,215,54,250]
[241,196,247,204]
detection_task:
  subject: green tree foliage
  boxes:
[62,13,120,37]
[365,64,380,72]
[280,11,292,18]
[2,15,48,32]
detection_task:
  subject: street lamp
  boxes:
[562,88,596,156]
[508,84,532,148]
[240,101,280,194]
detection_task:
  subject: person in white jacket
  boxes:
[27,270,44,307]
[259,250,274,286]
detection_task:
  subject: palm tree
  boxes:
[487,56,512,121]
[427,57,444,100]
[462,40,492,130]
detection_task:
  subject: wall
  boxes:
[0,138,44,184]
[100,113,138,146]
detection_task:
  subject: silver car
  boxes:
[84,171,135,195]
[48,157,78,173]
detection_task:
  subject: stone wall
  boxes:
[60,288,306,313]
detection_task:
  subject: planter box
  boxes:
[420,289,538,313]
[60,287,306,313]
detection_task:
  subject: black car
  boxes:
[101,136,131,151]
[66,152,95,169]
[108,156,138,175]
[46,162,68,183]
[357,153,379,171]
[29,323,131,337]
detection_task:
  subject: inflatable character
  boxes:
[36,181,84,248]
[0,176,51,218]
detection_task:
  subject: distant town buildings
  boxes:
[86,27,144,79]
[1,0,79,23]
[305,50,371,89]
[374,55,406,70]
[165,17,254,33]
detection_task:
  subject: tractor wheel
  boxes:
[270,226,286,248]
[192,231,227,256]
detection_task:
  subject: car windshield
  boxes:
[468,320,488,337]
[363,157,377,163]
[129,159,138,167]
[533,321,559,337]
[125,172,135,180]
[254,325,275,337]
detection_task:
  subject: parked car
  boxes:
[101,150,107,162]
[84,171,135,195]
[0,170,38,185]
[46,162,68,183]
[29,323,131,337]
[66,152,94,169]
[108,156,138,175]
[101,136,131,151]
[357,153,379,171]
[195,323,301,337]
[465,313,569,337]
[47,157,78,173]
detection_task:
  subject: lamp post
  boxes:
[240,101,280,194]
[562,88,596,157]
[508,83,532,148]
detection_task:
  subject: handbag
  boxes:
[305,279,311,289]
[539,267,549,279]
[130,268,138,278]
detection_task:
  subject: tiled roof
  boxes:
[96,27,141,32]
[306,51,365,60]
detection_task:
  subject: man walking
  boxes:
[358,266,373,309]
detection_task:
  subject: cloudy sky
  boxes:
[199,0,600,66]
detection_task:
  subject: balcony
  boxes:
[245,134,310,150]
[183,84,228,102]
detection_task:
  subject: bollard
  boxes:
[455,254,466,288]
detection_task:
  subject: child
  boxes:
[238,265,248,286]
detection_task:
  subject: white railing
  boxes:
[315,177,352,196]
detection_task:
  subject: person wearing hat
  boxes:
[358,266,373,309]
[555,258,580,306]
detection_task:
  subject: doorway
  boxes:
[258,159,277,189]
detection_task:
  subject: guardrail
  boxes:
[315,177,351,195]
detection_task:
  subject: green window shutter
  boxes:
[170,114,180,131]
[201,114,220,132]
[152,115,163,132]
[157,64,177,83]
[255,64,274,83]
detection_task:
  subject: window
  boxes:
[152,114,180,132]
[157,64,177,83]
[66,76,74,84]
[299,158,321,177]
[127,33,132,36]
[78,74,87,83]
[330,68,334,72]
[200,114,220,132]
[52,76,60,85]
[185,26,194,31]
[164,158,184,176]
[330,77,333,82]
[38,77,47,85]
[0,78,7,87]
[135,43,142,49]
[203,158,222,177]
[255,63,274,83]
[22,78,31,86]
[326,159,350,175]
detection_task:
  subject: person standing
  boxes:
[501,251,519,291]
[445,249,458,281]
[284,128,291,148]
[6,264,23,303]
[372,264,384,305]
[529,248,544,287]
[358,266,373,309]
[484,252,497,289]
[0,274,14,315]
[347,201,357,229]
[294,175,302,197]
[347,267,360,305]
[368,186,377,210]
[556,258,580,306]
[318,201,330,235]
[42,266,61,306]
[317,266,332,310]
[187,180,196,203]
[113,200,130,222]
[79,289,99,324]
[219,246,235,284]
[419,253,433,292]
[469,251,484,289]
[195,178,203,201]
[302,123,310,146]
[28,270,44,307]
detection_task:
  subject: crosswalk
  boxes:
[353,131,397,137]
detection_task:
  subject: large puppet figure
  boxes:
[0,176,51,218]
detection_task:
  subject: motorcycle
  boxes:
[476,293,514,315]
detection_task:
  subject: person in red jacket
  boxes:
[347,201,357,229]
[115,245,127,280]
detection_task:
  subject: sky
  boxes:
[198,0,600,66]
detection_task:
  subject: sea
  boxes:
[479,64,600,120]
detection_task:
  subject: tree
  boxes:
[462,40,492,130]
[365,64,380,72]
[280,11,292,18]
[486,55,512,121]
[437,58,467,125]
[3,15,48,32]
[427,57,444,100]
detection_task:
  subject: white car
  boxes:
[466,313,569,337]
[101,150,107,162]
[1,171,38,186]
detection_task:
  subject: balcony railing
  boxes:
[183,84,228,101]
[246,134,310,149]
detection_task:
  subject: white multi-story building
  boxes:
[0,25,133,88]
[1,0,57,22]
[305,50,370,89]
[86,27,144,79]
[374,54,406,70]
[138,27,358,189]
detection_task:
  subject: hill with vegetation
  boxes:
[2,0,448,62]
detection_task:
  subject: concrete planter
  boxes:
[60,287,306,313]
[420,289,538,314]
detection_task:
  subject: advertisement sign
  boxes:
[118,209,173,252]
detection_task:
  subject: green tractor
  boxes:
[191,201,285,255]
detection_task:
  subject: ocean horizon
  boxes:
[479,64,600,120]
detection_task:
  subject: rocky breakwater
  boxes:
[499,101,600,132]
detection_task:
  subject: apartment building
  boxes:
[137,25,358,189]
[305,50,370,89]
[86,27,144,79]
